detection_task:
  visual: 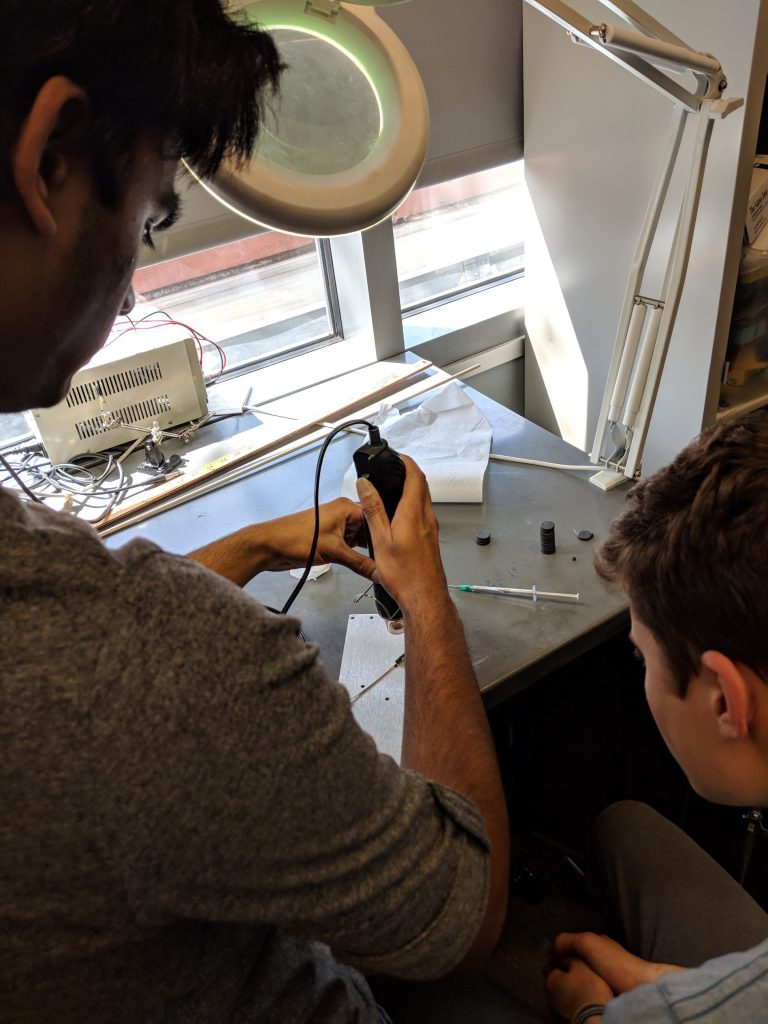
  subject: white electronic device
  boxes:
[31,335,208,465]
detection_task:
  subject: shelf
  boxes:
[717,373,768,419]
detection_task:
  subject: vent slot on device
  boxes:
[75,394,173,441]
[66,362,164,407]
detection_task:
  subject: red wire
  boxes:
[107,315,227,381]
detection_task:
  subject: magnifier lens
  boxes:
[256,28,381,176]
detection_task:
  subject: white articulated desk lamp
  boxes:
[189,0,429,237]
[523,0,743,488]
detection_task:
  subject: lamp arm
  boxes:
[599,0,694,49]
[590,106,687,465]
[524,0,723,110]
[592,23,720,81]
[524,0,745,486]
[621,107,716,479]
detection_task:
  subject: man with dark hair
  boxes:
[545,410,768,1024]
[0,3,515,1021]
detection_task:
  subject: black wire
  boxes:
[202,412,244,426]
[0,451,44,502]
[0,443,44,458]
[280,419,374,615]
[265,606,310,646]
[134,309,174,326]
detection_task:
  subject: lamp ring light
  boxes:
[189,0,429,237]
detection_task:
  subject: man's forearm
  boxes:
[401,591,510,966]
[187,501,373,588]
[188,526,272,587]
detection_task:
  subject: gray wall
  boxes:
[381,0,523,186]
[467,360,525,414]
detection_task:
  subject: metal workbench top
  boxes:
[107,388,629,706]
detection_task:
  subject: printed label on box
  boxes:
[745,160,768,245]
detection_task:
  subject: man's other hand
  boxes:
[262,498,375,578]
[188,498,375,588]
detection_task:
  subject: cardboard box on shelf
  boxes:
[725,219,768,387]
[745,157,768,245]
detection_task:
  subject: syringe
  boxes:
[449,584,580,603]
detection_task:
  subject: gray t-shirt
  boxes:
[604,938,768,1022]
[0,489,490,1023]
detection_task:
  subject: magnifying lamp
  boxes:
[188,0,429,237]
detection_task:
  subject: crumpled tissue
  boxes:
[341,381,492,503]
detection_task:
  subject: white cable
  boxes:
[490,453,596,471]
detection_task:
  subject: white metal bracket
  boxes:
[589,469,627,491]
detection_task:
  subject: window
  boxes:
[393,162,525,346]
[0,413,30,449]
[0,233,339,448]
[132,233,338,375]
[1,163,529,451]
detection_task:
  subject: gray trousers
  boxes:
[595,801,768,966]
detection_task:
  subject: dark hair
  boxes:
[595,408,768,694]
[0,0,284,203]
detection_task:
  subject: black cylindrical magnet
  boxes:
[475,529,491,546]
[540,520,556,554]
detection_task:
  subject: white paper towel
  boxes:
[342,381,492,503]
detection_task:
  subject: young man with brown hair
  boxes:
[545,408,768,1023]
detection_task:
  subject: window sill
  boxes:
[210,336,377,411]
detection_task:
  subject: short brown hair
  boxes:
[595,409,768,694]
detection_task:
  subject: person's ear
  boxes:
[700,650,754,741]
[11,76,89,237]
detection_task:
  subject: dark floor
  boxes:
[482,849,607,1019]
[481,628,768,1019]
